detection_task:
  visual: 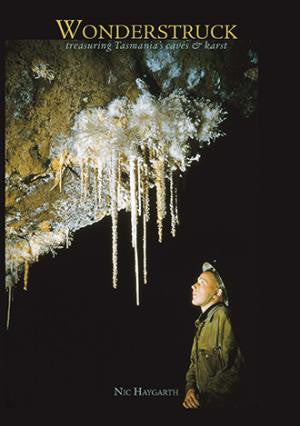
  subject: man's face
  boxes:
[191,271,219,307]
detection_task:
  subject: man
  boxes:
[183,262,244,409]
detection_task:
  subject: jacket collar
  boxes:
[194,302,224,327]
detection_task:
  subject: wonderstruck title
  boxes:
[55,20,238,40]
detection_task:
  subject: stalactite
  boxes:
[117,155,121,204]
[143,166,150,223]
[10,263,18,283]
[149,147,154,162]
[94,166,98,207]
[65,227,69,248]
[137,158,142,217]
[154,159,166,243]
[6,285,12,329]
[142,163,150,284]
[84,160,89,200]
[143,212,147,284]
[175,184,180,226]
[97,159,103,207]
[80,158,84,202]
[170,170,176,237]
[134,236,140,305]
[23,260,29,291]
[110,151,118,289]
[81,159,86,201]
[130,157,139,305]
[18,87,226,314]
[105,164,110,206]
[130,158,136,249]
[58,152,63,193]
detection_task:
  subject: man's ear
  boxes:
[216,288,223,298]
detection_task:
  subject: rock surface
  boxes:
[5,39,258,307]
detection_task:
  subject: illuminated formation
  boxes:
[5,79,226,325]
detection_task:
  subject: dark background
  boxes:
[2,107,259,412]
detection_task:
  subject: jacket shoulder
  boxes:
[209,304,231,322]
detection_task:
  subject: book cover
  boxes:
[2,16,259,415]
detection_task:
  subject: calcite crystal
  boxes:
[5,39,258,326]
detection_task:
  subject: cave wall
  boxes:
[5,39,258,295]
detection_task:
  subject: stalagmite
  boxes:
[110,151,118,289]
[130,157,139,305]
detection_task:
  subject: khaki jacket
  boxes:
[185,303,244,408]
